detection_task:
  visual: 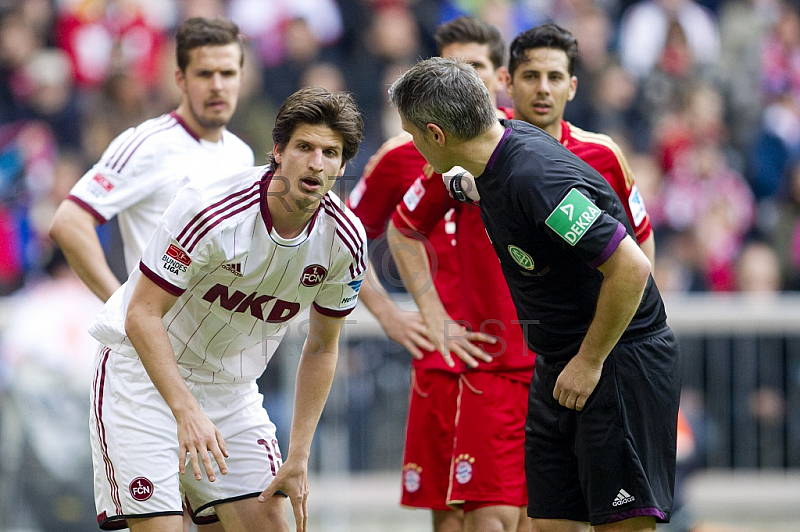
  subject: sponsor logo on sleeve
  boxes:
[161,244,191,274]
[301,265,327,287]
[347,279,363,293]
[402,178,426,212]
[87,173,115,196]
[340,293,359,305]
[545,188,601,246]
[628,184,647,226]
[508,245,534,270]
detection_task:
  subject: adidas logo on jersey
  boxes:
[222,263,243,277]
[612,489,635,507]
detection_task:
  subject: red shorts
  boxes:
[400,369,529,512]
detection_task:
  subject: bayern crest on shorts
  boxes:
[454,454,475,485]
[402,463,422,493]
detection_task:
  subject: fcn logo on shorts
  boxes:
[129,477,154,501]
[301,265,327,287]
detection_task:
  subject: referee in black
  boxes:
[389,56,680,532]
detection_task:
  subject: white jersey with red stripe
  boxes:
[67,112,255,274]
[88,166,367,383]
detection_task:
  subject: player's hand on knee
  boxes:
[553,355,602,411]
[260,458,309,532]
[176,409,229,482]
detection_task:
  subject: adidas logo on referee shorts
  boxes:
[612,488,635,506]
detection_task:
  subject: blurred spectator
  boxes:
[0,119,60,293]
[749,0,800,198]
[734,239,783,292]
[718,0,779,152]
[772,158,800,288]
[561,6,615,128]
[229,0,343,67]
[660,141,756,291]
[618,0,721,80]
[0,8,47,121]
[748,94,800,198]
[53,0,167,91]
[14,48,82,151]
[759,0,800,105]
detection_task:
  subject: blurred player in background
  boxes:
[50,17,254,303]
[49,17,254,531]
[349,16,528,532]
[87,87,365,532]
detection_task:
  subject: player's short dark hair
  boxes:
[509,23,578,77]
[270,87,364,168]
[389,57,497,141]
[435,16,506,70]
[176,17,244,71]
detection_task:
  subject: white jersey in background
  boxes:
[89,167,368,383]
[67,112,255,274]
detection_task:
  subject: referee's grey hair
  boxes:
[389,57,496,141]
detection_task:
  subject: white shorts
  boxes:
[90,346,283,530]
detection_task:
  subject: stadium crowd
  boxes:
[0,0,799,296]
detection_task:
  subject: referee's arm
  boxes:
[553,235,651,411]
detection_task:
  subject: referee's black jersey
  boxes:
[475,120,667,359]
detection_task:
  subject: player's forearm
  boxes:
[639,233,656,271]
[125,310,198,415]
[50,202,121,302]
[358,262,401,325]
[288,331,340,460]
[578,237,650,365]
[386,222,448,327]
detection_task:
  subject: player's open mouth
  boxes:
[300,176,323,190]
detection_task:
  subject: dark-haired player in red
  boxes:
[347,16,525,532]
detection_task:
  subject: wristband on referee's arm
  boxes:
[448,172,478,205]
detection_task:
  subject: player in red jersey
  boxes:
[347,17,523,532]
[506,23,655,266]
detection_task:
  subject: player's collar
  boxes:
[259,169,321,237]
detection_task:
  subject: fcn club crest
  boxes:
[129,477,154,501]
[301,265,327,287]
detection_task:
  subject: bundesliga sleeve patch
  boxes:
[628,184,647,226]
[402,178,426,212]
[161,243,191,274]
[545,188,601,246]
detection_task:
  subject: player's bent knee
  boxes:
[128,514,185,532]
[215,495,289,531]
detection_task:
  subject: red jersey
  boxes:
[347,136,463,373]
[392,171,534,380]
[560,121,652,244]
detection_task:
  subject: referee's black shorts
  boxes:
[525,324,680,526]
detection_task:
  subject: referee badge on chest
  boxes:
[508,245,534,271]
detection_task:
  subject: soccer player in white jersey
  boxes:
[86,87,366,532]
[50,17,254,302]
